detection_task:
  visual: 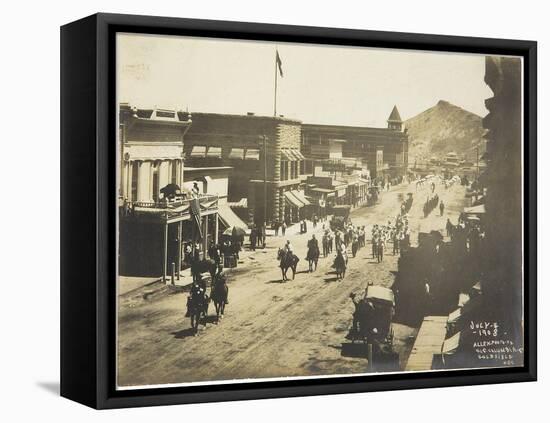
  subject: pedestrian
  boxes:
[377,237,384,263]
[282,220,287,236]
[250,226,257,251]
[274,220,280,236]
[393,231,399,255]
[440,201,445,216]
[351,235,359,258]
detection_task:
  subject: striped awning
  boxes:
[245,148,260,160]
[281,149,293,161]
[284,191,304,208]
[281,148,304,161]
[284,190,310,208]
[190,145,207,158]
[227,198,248,208]
[206,146,222,158]
[292,190,311,206]
[293,149,306,160]
[228,148,245,160]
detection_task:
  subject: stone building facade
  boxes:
[183,112,306,225]
[302,106,409,181]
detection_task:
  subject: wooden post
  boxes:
[367,343,373,371]
[171,262,175,285]
[177,221,182,280]
[202,215,208,259]
[214,214,219,245]
[162,222,168,284]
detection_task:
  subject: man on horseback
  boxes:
[284,239,294,255]
[213,264,229,304]
[186,279,208,319]
[278,241,299,281]
[306,234,320,272]
[211,265,229,320]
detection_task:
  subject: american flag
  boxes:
[190,198,203,239]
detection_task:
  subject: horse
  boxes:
[186,292,209,334]
[190,257,217,282]
[334,251,347,280]
[211,276,228,321]
[277,248,299,281]
[306,244,319,273]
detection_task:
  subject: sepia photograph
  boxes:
[115,33,524,389]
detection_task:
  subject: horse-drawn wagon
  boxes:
[343,285,399,369]
[330,205,351,231]
[348,285,395,346]
[366,186,380,206]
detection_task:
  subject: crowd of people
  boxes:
[371,214,411,263]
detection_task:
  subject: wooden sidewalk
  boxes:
[405,315,448,371]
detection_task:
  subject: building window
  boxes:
[280,160,289,181]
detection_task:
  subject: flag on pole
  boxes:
[190,197,203,240]
[276,50,284,77]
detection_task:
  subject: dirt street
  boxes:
[117,181,468,387]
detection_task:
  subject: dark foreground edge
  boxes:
[60,13,537,409]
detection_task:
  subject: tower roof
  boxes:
[387,105,402,122]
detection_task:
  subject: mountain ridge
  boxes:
[404,100,486,164]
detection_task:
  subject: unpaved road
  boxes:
[117,181,467,387]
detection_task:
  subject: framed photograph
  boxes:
[61,13,536,409]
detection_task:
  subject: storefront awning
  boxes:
[190,145,207,158]
[281,149,294,161]
[281,148,304,161]
[292,149,306,160]
[311,187,335,194]
[228,148,245,160]
[464,204,486,214]
[284,191,305,208]
[245,148,260,160]
[292,190,311,206]
[447,308,462,325]
[227,198,248,208]
[218,204,249,230]
[206,146,222,158]
[442,331,461,355]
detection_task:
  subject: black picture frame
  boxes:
[60,13,537,409]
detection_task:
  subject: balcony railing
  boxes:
[123,194,219,221]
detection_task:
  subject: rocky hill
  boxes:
[404,100,486,164]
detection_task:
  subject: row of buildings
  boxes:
[118,103,409,278]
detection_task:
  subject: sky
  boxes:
[117,33,495,127]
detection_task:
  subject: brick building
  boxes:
[302,106,409,182]
[182,112,307,226]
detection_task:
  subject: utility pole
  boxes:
[259,135,268,238]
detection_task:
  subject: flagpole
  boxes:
[274,49,278,117]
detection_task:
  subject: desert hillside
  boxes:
[405,100,486,164]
